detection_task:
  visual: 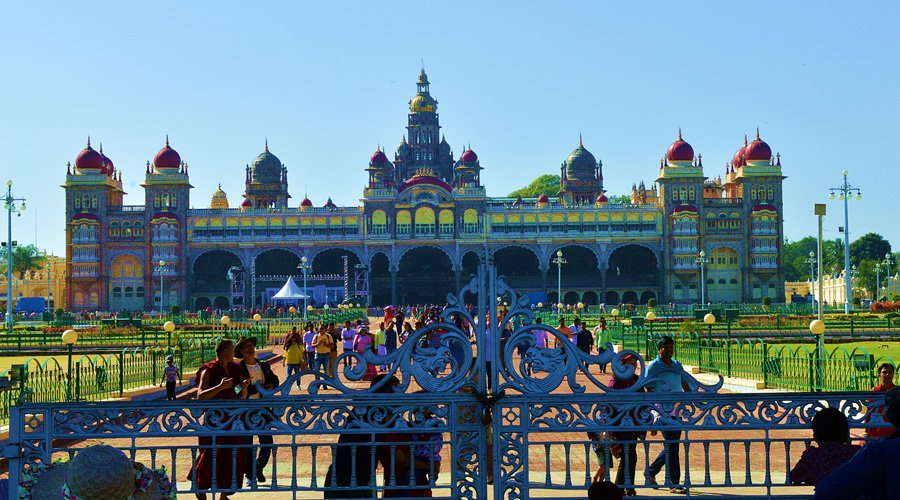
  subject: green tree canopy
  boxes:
[0,244,47,280]
[850,233,891,265]
[508,174,560,198]
[784,233,899,300]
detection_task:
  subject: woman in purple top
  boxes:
[353,326,377,381]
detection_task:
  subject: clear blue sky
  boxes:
[2,1,898,257]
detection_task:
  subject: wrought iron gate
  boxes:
[5,263,891,499]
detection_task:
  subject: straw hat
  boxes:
[19,444,174,499]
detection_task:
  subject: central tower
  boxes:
[394,69,455,183]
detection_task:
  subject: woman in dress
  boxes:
[353,326,377,381]
[189,339,251,500]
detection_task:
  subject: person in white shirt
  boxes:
[568,317,582,345]
[235,336,278,486]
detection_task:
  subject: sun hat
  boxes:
[233,336,257,358]
[18,444,174,499]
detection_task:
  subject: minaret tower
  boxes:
[394,69,455,183]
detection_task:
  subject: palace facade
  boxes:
[63,70,785,311]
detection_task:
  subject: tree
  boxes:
[782,236,817,282]
[0,245,48,279]
[850,233,891,265]
[508,174,560,198]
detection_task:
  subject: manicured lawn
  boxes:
[768,340,900,364]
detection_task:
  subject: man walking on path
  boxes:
[645,335,690,494]
[594,318,612,373]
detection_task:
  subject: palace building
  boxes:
[63,69,785,311]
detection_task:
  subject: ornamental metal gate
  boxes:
[5,263,892,499]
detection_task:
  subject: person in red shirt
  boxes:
[866,363,896,439]
[189,339,251,500]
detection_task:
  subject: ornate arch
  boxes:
[394,244,454,271]
[547,242,602,270]
[251,247,304,263]
[604,242,661,269]
[490,244,542,268]
[308,246,366,268]
[190,248,247,272]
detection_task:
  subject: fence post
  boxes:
[75,362,81,402]
[119,354,125,397]
[850,316,854,336]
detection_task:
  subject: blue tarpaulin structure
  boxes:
[16,297,47,314]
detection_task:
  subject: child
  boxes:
[159,355,181,400]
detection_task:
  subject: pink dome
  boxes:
[666,131,694,162]
[461,148,478,163]
[751,203,777,213]
[537,194,550,204]
[154,137,181,171]
[75,139,103,172]
[300,197,313,207]
[100,152,114,176]
[241,198,253,208]
[370,149,388,164]
[732,145,746,168]
[745,130,772,162]
[672,204,698,214]
[397,175,452,193]
[595,193,608,203]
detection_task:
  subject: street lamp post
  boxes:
[829,170,862,314]
[62,329,78,401]
[645,310,656,360]
[164,320,176,355]
[4,180,27,335]
[884,253,895,301]
[552,250,567,308]
[806,251,817,287]
[850,265,858,306]
[220,315,230,337]
[44,259,51,313]
[875,263,882,301]
[298,256,311,320]
[156,260,167,319]
[703,312,716,371]
[696,250,709,305]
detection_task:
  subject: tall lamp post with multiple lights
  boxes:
[4,180,26,334]
[298,256,311,320]
[875,262,882,301]
[156,260,167,319]
[885,253,895,301]
[806,251,817,286]
[552,250,567,308]
[829,170,861,313]
[696,250,709,305]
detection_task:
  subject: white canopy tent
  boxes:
[271,277,309,304]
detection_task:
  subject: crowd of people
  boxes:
[178,303,898,499]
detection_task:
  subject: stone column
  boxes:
[391,271,398,305]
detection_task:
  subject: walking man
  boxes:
[645,335,690,494]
